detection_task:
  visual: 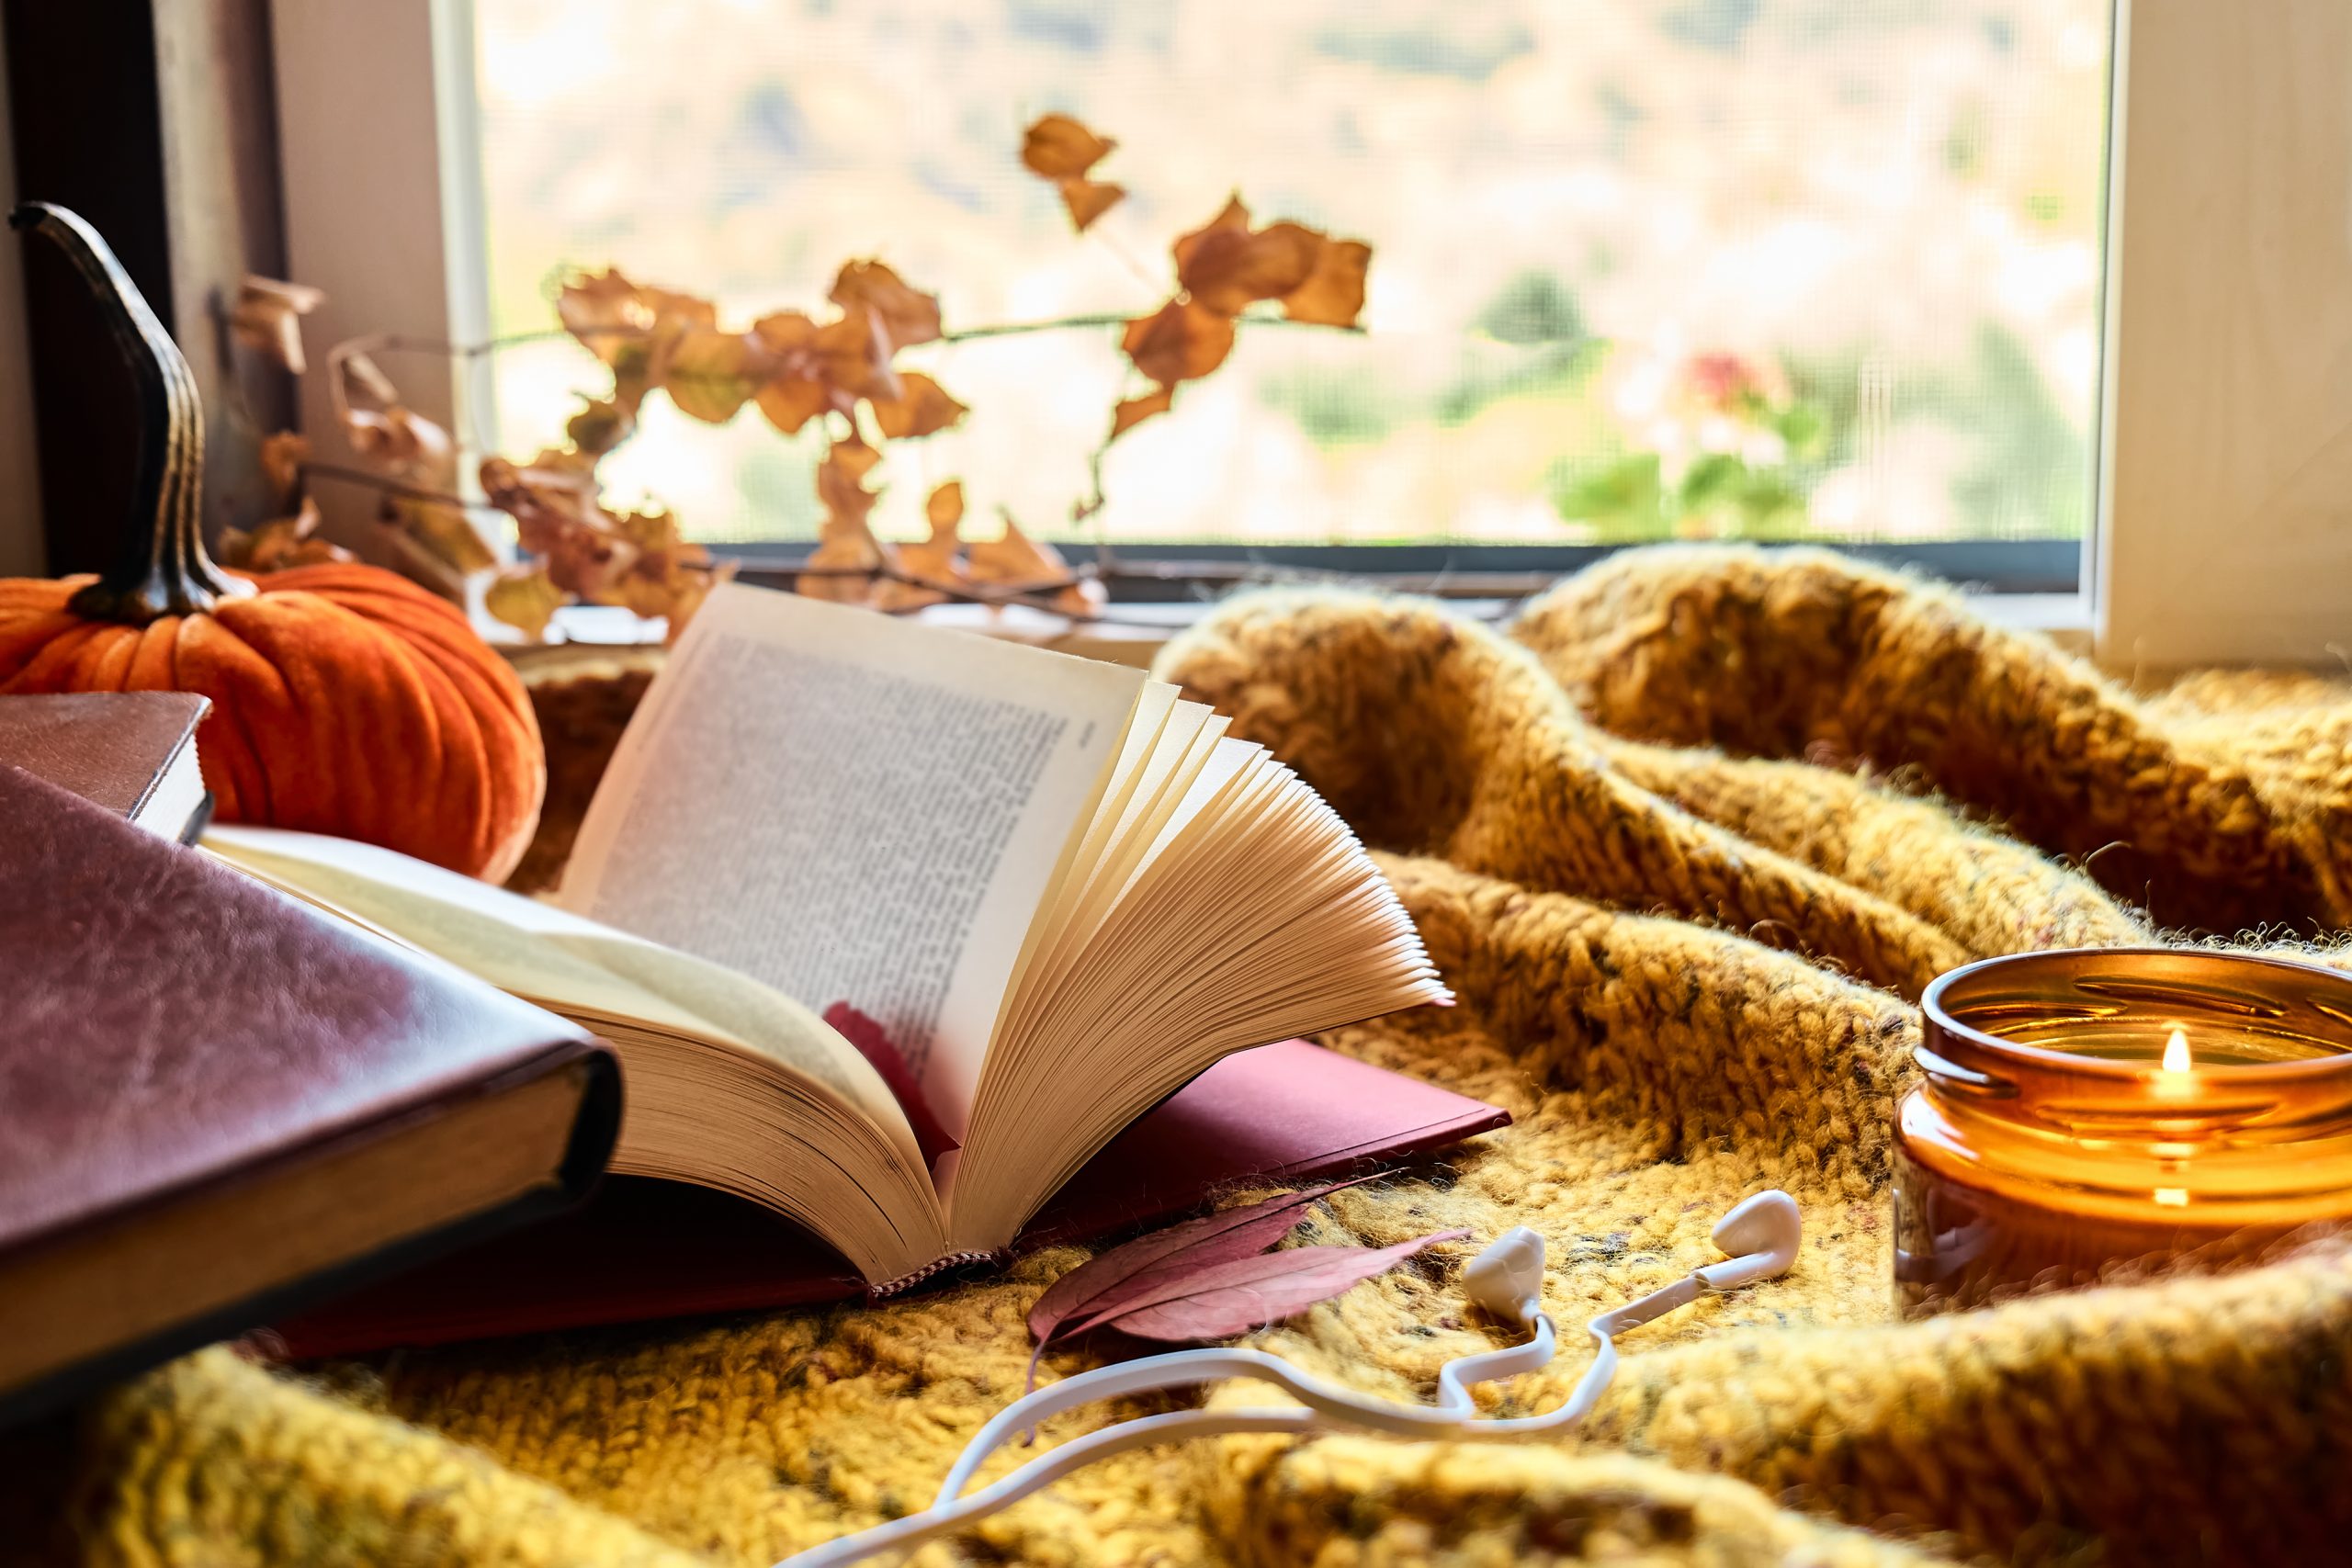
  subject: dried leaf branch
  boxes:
[222,112,1373,644]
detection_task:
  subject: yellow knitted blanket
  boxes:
[12,547,2352,1568]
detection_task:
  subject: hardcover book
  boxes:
[204,581,1492,1329]
[0,767,619,1424]
[0,690,210,840]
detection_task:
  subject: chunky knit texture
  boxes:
[11,546,2352,1568]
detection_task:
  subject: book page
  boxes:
[200,826,916,1153]
[560,582,1146,1133]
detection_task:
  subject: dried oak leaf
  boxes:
[868,371,968,439]
[1021,113,1115,179]
[484,562,566,640]
[1173,197,1320,316]
[653,325,762,424]
[1057,177,1125,232]
[228,276,326,374]
[1109,386,1173,442]
[829,260,942,352]
[1122,299,1236,388]
[1283,236,1372,328]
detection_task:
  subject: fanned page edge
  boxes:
[943,738,1453,1250]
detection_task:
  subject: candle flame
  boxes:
[2163,1027,2192,1074]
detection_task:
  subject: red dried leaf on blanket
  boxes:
[821,1002,959,1168]
[1075,1231,1468,1341]
[1022,1178,1401,1395]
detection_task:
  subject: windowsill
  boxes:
[533,587,2096,671]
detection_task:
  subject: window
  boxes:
[272,2,2352,665]
[467,0,2105,571]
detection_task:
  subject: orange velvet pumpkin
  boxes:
[0,204,544,881]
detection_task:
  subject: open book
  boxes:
[206,582,1451,1294]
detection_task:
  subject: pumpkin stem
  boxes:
[11,203,254,623]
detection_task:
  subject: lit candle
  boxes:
[1894,949,2352,1316]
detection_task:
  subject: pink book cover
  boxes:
[273,1039,1508,1355]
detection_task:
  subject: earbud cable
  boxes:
[776,1270,1714,1568]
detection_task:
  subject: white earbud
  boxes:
[1459,1225,1545,1319]
[1694,1189,1803,1292]
[778,1191,1804,1568]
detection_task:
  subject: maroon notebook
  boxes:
[274,1038,1506,1354]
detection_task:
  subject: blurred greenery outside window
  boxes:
[471,0,2109,565]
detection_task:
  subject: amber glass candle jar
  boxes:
[1894,948,2352,1316]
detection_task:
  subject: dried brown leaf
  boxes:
[259,431,309,508]
[968,515,1099,615]
[338,349,400,408]
[1021,113,1116,179]
[1121,299,1236,387]
[925,479,966,536]
[755,375,831,436]
[481,456,637,601]
[228,276,326,374]
[867,372,968,439]
[829,435,885,484]
[484,563,565,640]
[655,325,762,424]
[1109,387,1173,441]
[385,493,498,576]
[876,479,967,612]
[1283,235,1373,328]
[1058,177,1125,231]
[558,269,715,365]
[345,405,457,490]
[565,396,634,457]
[802,438,888,604]
[753,310,820,355]
[218,497,347,572]
[1174,197,1320,316]
[815,307,902,402]
[829,260,942,351]
[655,557,735,643]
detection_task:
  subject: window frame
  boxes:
[271,0,2350,668]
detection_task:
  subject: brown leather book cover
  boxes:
[0,691,207,819]
[275,1038,1509,1354]
[0,767,622,1424]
